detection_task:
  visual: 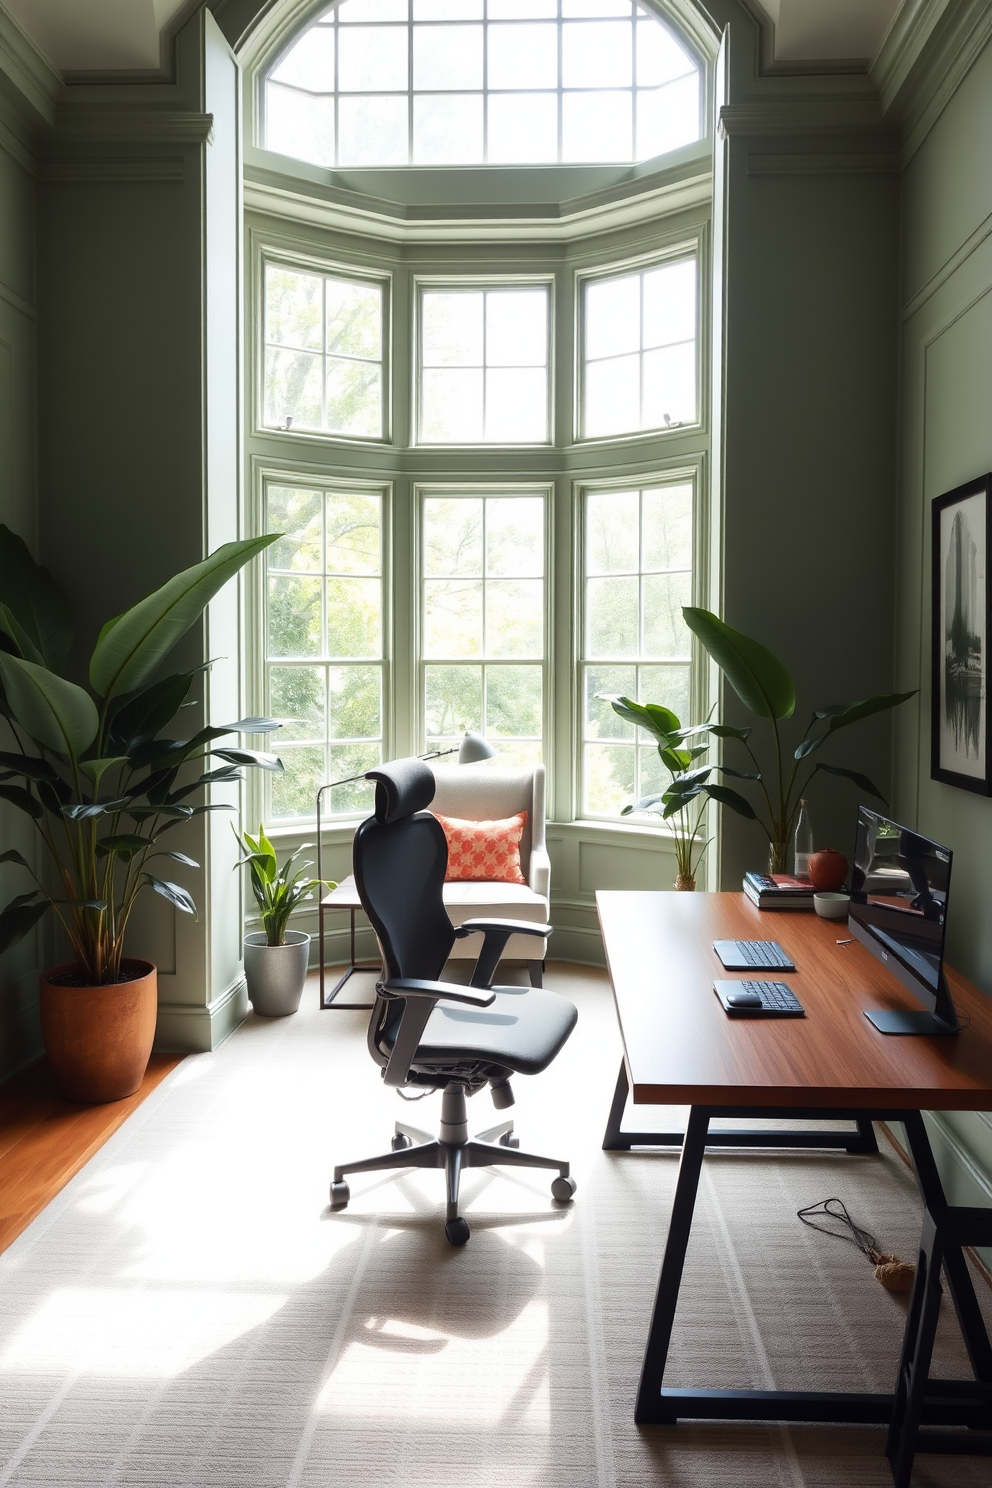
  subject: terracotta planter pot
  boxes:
[39,960,158,1104]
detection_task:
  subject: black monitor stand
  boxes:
[864,1007,959,1036]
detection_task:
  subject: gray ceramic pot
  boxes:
[244,930,310,1017]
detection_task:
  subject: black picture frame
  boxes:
[932,474,992,794]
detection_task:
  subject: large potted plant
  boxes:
[0,525,281,1102]
[234,823,333,1016]
[682,607,915,871]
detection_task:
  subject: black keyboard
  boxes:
[738,941,791,968]
[713,979,805,1016]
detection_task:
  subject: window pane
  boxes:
[486,497,544,576]
[562,21,632,88]
[642,485,692,572]
[486,579,543,656]
[326,492,381,575]
[486,290,547,367]
[326,358,382,437]
[327,577,381,657]
[424,498,483,576]
[642,571,692,659]
[271,745,326,820]
[422,292,484,366]
[424,579,483,656]
[489,0,556,16]
[326,743,380,814]
[585,273,639,361]
[637,73,699,158]
[487,24,558,89]
[267,487,322,572]
[584,665,636,738]
[415,0,483,17]
[413,25,483,90]
[338,27,408,90]
[327,664,381,739]
[425,664,483,735]
[267,267,323,352]
[585,490,638,573]
[642,342,696,427]
[487,93,558,164]
[642,260,695,349]
[584,742,635,816]
[583,352,639,438]
[326,279,382,359]
[413,94,484,164]
[269,665,326,743]
[639,663,690,722]
[636,17,694,87]
[564,0,632,16]
[487,666,542,737]
[586,575,638,657]
[268,574,322,657]
[264,348,322,430]
[422,368,484,441]
[562,90,632,162]
[485,368,548,442]
[270,27,335,89]
[265,84,335,169]
[340,0,408,21]
[338,96,408,165]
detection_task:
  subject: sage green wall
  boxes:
[0,66,42,1075]
[894,25,992,1246]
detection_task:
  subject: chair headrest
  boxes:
[366,758,437,824]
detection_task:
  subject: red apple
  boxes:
[808,848,848,892]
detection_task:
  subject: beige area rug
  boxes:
[0,963,990,1488]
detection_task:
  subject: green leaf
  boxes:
[126,803,194,821]
[0,848,31,869]
[683,608,796,721]
[0,892,48,951]
[699,783,759,818]
[816,691,917,734]
[0,783,43,820]
[96,834,153,860]
[144,874,198,917]
[61,798,131,821]
[707,724,753,741]
[89,536,279,701]
[599,694,682,741]
[794,734,826,760]
[0,654,98,757]
[108,668,205,752]
[0,525,74,672]
[0,751,66,785]
[150,850,199,868]
[79,757,130,790]
[210,747,283,771]
[54,897,106,911]
[812,762,887,801]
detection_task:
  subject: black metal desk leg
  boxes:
[634,1106,709,1424]
[602,1062,631,1151]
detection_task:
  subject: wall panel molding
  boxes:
[38,158,185,185]
[0,277,34,319]
[903,207,992,320]
[747,151,899,177]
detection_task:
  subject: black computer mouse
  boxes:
[727,990,763,1008]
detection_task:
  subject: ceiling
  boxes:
[6,0,907,76]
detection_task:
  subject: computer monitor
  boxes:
[848,806,960,1035]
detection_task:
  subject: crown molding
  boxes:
[873,0,955,110]
[0,2,62,134]
[873,0,992,163]
[53,107,213,145]
[718,98,884,138]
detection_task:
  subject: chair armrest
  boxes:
[382,977,496,1008]
[380,978,495,1088]
[455,918,552,939]
[528,843,551,899]
[453,918,553,989]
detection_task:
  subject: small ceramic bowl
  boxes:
[814,891,850,921]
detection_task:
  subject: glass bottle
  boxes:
[793,799,813,880]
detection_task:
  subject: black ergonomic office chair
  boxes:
[328,758,578,1246]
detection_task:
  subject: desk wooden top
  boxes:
[597,890,992,1111]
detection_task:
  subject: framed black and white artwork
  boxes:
[932,474,992,793]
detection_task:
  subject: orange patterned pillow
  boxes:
[434,810,528,885]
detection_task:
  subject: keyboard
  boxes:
[713,938,795,971]
[713,979,805,1017]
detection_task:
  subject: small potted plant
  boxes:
[0,524,282,1103]
[234,823,333,1016]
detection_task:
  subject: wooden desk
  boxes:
[596,890,992,1428]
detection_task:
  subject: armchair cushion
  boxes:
[434,810,528,884]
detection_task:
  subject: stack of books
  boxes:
[743,871,815,911]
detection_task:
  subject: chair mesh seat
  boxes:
[403,986,577,1077]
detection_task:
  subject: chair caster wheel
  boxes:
[444,1217,470,1246]
[391,1133,412,1151]
[329,1180,350,1209]
[499,1133,520,1149]
[551,1175,577,1203]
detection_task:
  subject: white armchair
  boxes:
[428,762,551,986]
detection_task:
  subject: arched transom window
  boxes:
[263,0,701,169]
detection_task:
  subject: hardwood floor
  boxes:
[0,1053,183,1256]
